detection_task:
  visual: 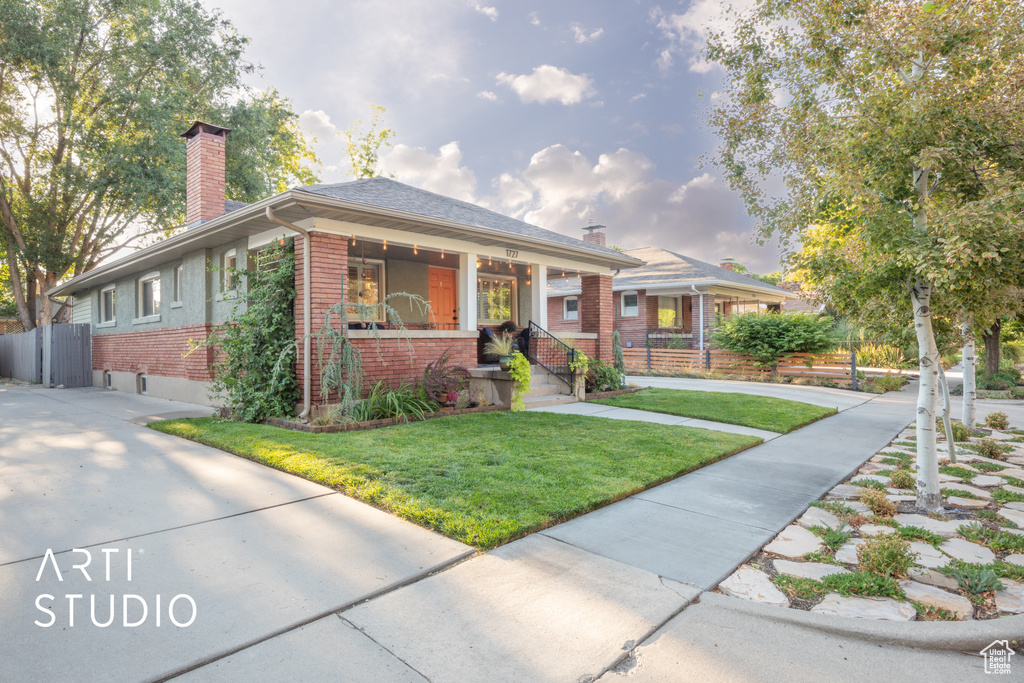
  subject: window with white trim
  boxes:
[621,291,639,317]
[477,275,517,324]
[173,264,184,304]
[222,249,237,291]
[563,296,579,321]
[100,285,116,324]
[137,272,161,319]
[347,259,385,320]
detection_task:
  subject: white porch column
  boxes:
[459,252,477,331]
[530,263,547,329]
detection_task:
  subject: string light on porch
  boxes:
[413,244,418,255]
[440,248,445,259]
[382,239,387,251]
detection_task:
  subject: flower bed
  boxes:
[265,403,506,434]
[716,418,1024,621]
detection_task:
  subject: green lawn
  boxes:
[592,388,837,434]
[150,412,760,548]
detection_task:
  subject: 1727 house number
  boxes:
[505,249,518,258]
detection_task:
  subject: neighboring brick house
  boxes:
[49,121,641,411]
[547,226,796,350]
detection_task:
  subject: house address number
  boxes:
[505,249,519,258]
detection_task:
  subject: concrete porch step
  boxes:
[524,382,563,399]
[522,393,578,409]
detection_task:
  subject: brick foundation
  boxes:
[350,336,477,396]
[93,324,214,380]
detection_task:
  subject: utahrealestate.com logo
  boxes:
[981,640,1016,675]
[33,548,197,628]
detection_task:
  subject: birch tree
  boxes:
[705,0,1024,512]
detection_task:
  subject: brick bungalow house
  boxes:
[48,122,642,413]
[547,226,796,350]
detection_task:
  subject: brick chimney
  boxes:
[719,258,736,271]
[582,224,607,247]
[182,121,230,226]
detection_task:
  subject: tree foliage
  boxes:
[705,0,1024,512]
[0,0,320,329]
[712,312,834,365]
[344,104,395,178]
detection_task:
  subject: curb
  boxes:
[701,591,1024,651]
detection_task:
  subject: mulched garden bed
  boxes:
[264,403,507,433]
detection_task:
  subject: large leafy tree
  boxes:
[705,0,1024,512]
[0,0,320,329]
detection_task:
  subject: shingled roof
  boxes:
[298,177,631,261]
[548,246,794,298]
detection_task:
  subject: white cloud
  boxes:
[571,24,604,44]
[496,65,595,105]
[628,93,647,103]
[488,143,778,271]
[298,109,339,141]
[476,90,498,101]
[474,4,498,21]
[651,1,755,73]
[379,141,478,202]
[528,11,540,26]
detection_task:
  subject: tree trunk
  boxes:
[37,271,58,326]
[938,363,956,465]
[983,319,1001,376]
[961,325,976,428]
[4,240,34,331]
[912,281,942,512]
[25,269,37,330]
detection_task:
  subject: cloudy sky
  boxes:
[207,0,780,272]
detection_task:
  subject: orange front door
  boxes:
[428,267,458,326]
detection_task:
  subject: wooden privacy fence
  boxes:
[622,347,858,388]
[0,323,92,387]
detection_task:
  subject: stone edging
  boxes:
[702,591,1024,650]
[265,404,507,433]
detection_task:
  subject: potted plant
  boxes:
[484,334,516,370]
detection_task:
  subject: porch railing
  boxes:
[526,321,575,387]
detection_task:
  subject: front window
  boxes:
[173,264,183,304]
[137,272,160,318]
[100,285,115,323]
[658,296,681,328]
[621,291,639,317]
[348,260,384,319]
[221,249,237,291]
[477,276,516,323]
[563,296,579,321]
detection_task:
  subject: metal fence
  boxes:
[0,323,92,387]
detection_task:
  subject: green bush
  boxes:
[888,469,914,490]
[856,534,917,579]
[821,571,904,599]
[861,372,908,394]
[859,488,896,517]
[586,358,625,392]
[611,330,626,373]
[711,312,835,366]
[935,419,972,442]
[810,525,851,551]
[855,343,909,369]
[945,563,1005,594]
[363,381,437,422]
[985,411,1010,430]
[969,438,1012,460]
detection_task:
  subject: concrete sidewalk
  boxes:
[627,375,873,412]
[0,384,472,682]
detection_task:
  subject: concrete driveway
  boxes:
[0,384,472,682]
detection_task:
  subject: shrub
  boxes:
[364,381,437,422]
[985,411,1010,430]
[810,525,851,551]
[1011,387,1024,400]
[888,469,914,490]
[896,526,945,547]
[422,350,470,406]
[855,343,908,369]
[861,372,908,394]
[821,571,904,599]
[507,351,531,412]
[969,438,1012,460]
[711,312,835,366]
[586,358,625,392]
[611,330,626,373]
[773,574,825,600]
[859,488,896,517]
[945,563,1005,594]
[857,534,917,579]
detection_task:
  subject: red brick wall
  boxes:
[185,130,226,224]
[612,288,653,349]
[573,338,597,357]
[580,274,613,361]
[547,295,582,334]
[295,232,348,402]
[349,337,477,397]
[93,324,214,380]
